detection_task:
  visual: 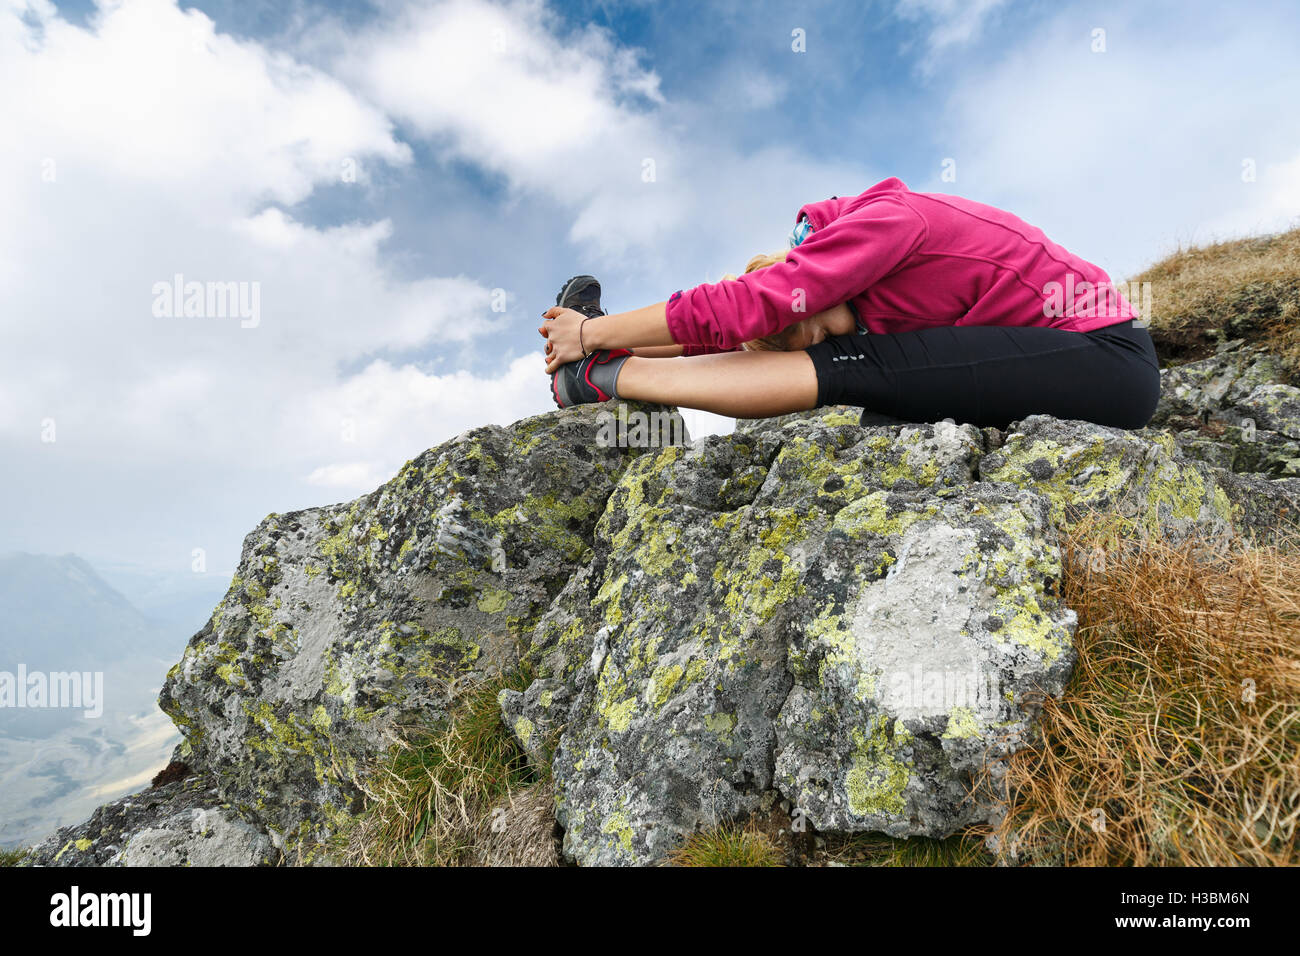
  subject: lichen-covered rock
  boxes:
[544,439,802,865]
[511,413,1075,865]
[1123,342,1300,538]
[736,404,886,434]
[1226,383,1300,439]
[979,415,1238,542]
[774,484,1074,836]
[1144,342,1300,482]
[498,676,572,772]
[1207,469,1300,542]
[155,402,679,855]
[1150,341,1286,426]
[23,776,274,867]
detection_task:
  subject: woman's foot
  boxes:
[551,348,633,408]
[555,275,606,318]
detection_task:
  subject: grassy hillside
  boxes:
[1129,226,1300,379]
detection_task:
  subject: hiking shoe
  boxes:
[555,275,606,319]
[551,348,633,408]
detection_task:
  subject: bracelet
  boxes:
[580,316,591,357]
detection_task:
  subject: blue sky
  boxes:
[2,0,1298,580]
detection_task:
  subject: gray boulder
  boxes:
[515,413,1077,864]
[25,775,274,867]
[1145,342,1300,483]
[153,402,679,856]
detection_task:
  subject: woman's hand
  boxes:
[539,306,590,374]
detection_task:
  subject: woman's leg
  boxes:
[614,349,820,417]
[605,319,1159,429]
[613,321,1160,429]
[804,320,1161,429]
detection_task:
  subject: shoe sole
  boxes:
[556,275,602,314]
[551,370,566,408]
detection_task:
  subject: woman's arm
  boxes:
[665,200,927,351]
[541,301,679,373]
[585,301,678,350]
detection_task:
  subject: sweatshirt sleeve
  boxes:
[664,198,928,351]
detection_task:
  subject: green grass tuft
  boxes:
[333,665,550,866]
[668,824,785,867]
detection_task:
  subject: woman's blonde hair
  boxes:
[722,251,809,352]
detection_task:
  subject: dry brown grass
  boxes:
[472,782,562,867]
[1126,226,1300,376]
[817,830,992,867]
[985,513,1300,866]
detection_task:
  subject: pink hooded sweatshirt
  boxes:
[665,177,1138,355]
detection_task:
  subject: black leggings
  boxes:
[804,319,1161,430]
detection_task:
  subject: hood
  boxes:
[795,177,911,230]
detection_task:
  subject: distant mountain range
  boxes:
[0,553,179,672]
[90,557,233,642]
[0,552,229,846]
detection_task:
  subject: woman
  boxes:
[539,177,1160,429]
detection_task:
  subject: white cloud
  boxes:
[0,0,412,207]
[735,70,788,111]
[292,352,559,496]
[895,0,1008,57]
[305,461,392,490]
[330,0,866,266]
[923,5,1300,279]
[0,0,542,569]
[1199,152,1300,246]
[337,0,665,169]
[331,0,679,255]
